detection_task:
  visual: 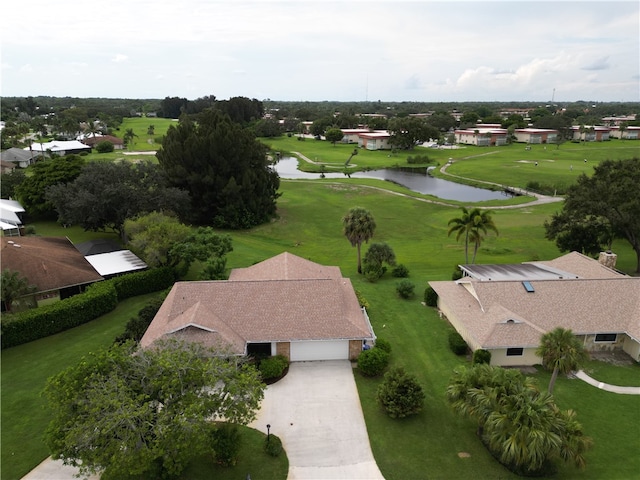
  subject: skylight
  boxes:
[522,281,535,292]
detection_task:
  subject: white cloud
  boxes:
[1,0,638,101]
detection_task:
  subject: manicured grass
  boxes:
[113,117,176,151]
[581,359,640,387]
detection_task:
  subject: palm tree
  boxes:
[469,210,499,264]
[342,207,376,274]
[448,207,498,264]
[123,128,138,149]
[1,269,37,312]
[536,327,589,393]
[447,364,592,474]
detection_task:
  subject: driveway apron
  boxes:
[250,360,385,479]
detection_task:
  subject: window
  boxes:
[506,347,524,356]
[595,333,617,343]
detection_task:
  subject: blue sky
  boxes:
[2,0,638,102]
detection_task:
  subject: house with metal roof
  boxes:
[141,252,376,361]
[429,251,640,366]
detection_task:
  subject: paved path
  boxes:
[250,361,384,479]
[574,370,640,395]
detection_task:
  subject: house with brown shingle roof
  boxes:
[429,251,640,366]
[141,252,376,361]
[1,237,103,308]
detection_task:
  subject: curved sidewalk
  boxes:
[574,370,640,395]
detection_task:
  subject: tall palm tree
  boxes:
[469,210,499,264]
[342,207,376,274]
[448,207,498,264]
[536,327,589,393]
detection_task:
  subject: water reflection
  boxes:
[273,157,512,202]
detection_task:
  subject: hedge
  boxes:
[1,268,176,349]
[112,267,176,300]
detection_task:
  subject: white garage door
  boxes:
[289,340,349,361]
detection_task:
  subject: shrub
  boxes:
[391,264,409,278]
[363,262,386,282]
[406,154,432,165]
[358,347,390,377]
[95,141,114,153]
[424,286,438,307]
[264,434,283,457]
[448,331,468,355]
[355,289,369,309]
[210,424,241,467]
[374,338,392,354]
[472,349,492,365]
[396,279,415,299]
[376,367,425,418]
[115,296,166,344]
[259,355,289,380]
[452,265,463,281]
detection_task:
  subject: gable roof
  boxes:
[0,147,43,163]
[1,237,103,293]
[430,252,640,349]
[141,252,373,353]
[81,135,124,147]
[229,252,342,281]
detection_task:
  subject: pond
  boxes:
[273,157,513,202]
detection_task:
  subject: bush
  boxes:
[452,265,463,281]
[448,331,468,355]
[264,434,283,457]
[210,424,241,467]
[355,289,369,309]
[115,296,166,344]
[424,286,438,307]
[406,154,432,165]
[95,141,115,153]
[259,355,289,380]
[374,338,392,354]
[472,349,492,365]
[376,367,425,418]
[363,262,386,282]
[396,280,415,299]
[358,347,390,377]
[391,264,409,278]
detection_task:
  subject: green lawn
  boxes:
[3,153,639,479]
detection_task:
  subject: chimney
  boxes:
[598,251,617,270]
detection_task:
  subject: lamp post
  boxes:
[266,424,271,443]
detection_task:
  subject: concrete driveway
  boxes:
[249,360,384,479]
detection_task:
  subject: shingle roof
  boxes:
[1,237,103,293]
[430,252,640,349]
[141,252,373,353]
[229,252,341,281]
